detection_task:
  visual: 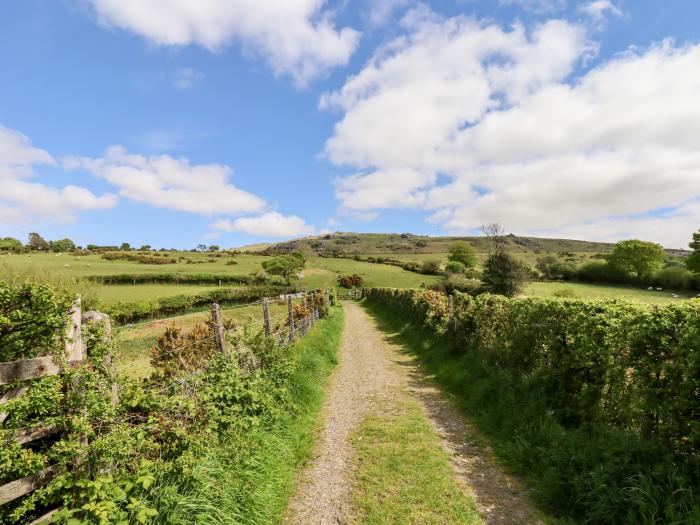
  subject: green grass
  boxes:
[114,300,291,379]
[0,252,267,276]
[302,256,441,289]
[363,299,699,524]
[97,284,223,305]
[148,306,344,524]
[352,401,481,525]
[525,281,697,303]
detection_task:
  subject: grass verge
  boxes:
[352,400,482,525]
[362,299,699,525]
[149,306,344,524]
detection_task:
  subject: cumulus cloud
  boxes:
[85,0,359,86]
[0,124,117,224]
[210,212,316,237]
[322,6,700,246]
[67,146,266,216]
[580,1,622,22]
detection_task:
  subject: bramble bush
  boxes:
[1,280,336,523]
[365,287,700,523]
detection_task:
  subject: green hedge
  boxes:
[107,285,293,324]
[88,273,268,286]
[365,288,700,522]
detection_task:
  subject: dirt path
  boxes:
[285,302,544,525]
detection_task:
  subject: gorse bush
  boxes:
[337,274,364,288]
[364,288,700,523]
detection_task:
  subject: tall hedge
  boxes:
[365,288,700,461]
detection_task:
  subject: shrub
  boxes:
[337,274,364,288]
[481,252,529,297]
[444,261,465,274]
[552,287,576,298]
[421,259,441,275]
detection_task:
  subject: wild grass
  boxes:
[363,300,700,525]
[351,400,482,525]
[145,307,344,524]
[525,281,697,303]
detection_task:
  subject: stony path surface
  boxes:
[285,301,544,525]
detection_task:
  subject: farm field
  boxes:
[305,256,441,288]
[96,283,222,305]
[525,281,698,303]
[114,298,291,379]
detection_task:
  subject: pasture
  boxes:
[525,281,698,303]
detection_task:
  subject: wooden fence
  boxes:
[0,290,329,523]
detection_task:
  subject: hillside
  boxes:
[242,232,689,258]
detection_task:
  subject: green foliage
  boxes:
[481,252,529,297]
[106,285,292,324]
[261,255,305,285]
[444,260,465,274]
[653,265,692,290]
[28,232,49,251]
[687,230,700,275]
[49,238,76,253]
[0,237,23,252]
[364,288,700,523]
[420,259,441,275]
[609,239,666,279]
[447,241,477,268]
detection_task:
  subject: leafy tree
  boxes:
[49,238,76,252]
[208,245,220,252]
[261,255,305,284]
[120,242,132,251]
[444,260,466,274]
[0,237,23,252]
[536,255,559,279]
[27,232,49,251]
[482,252,529,297]
[608,239,665,279]
[139,245,152,251]
[686,230,700,275]
[421,259,441,275]
[196,244,207,252]
[447,241,477,268]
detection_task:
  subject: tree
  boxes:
[261,255,305,284]
[139,245,152,251]
[27,232,49,251]
[0,237,23,252]
[49,238,76,252]
[482,252,529,297]
[686,230,700,275]
[421,259,441,275]
[444,260,466,274]
[536,255,559,279]
[196,244,207,252]
[448,241,477,268]
[120,242,132,251]
[208,245,220,252]
[608,239,665,279]
[480,223,506,255]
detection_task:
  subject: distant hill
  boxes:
[240,232,689,258]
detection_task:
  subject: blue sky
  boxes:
[1,0,699,249]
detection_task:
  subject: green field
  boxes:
[97,284,222,305]
[302,256,441,288]
[525,281,698,303]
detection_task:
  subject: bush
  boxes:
[652,265,692,290]
[444,261,465,274]
[421,259,441,275]
[481,252,529,297]
[337,274,364,288]
[364,288,700,523]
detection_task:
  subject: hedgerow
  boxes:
[87,273,268,286]
[0,281,337,523]
[364,287,700,523]
[106,285,293,324]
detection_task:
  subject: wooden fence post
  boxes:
[82,311,117,405]
[287,296,295,343]
[262,298,271,337]
[65,298,83,362]
[448,295,455,331]
[211,303,226,353]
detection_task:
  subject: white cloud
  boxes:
[85,0,359,86]
[580,1,622,22]
[210,212,316,237]
[0,125,117,225]
[498,0,566,14]
[67,146,266,215]
[172,67,204,90]
[322,7,700,246]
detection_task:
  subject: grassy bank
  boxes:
[363,299,699,525]
[352,400,481,525]
[148,306,344,524]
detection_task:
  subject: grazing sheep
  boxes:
[671,294,679,298]
[656,287,663,291]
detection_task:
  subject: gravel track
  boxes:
[285,301,544,525]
